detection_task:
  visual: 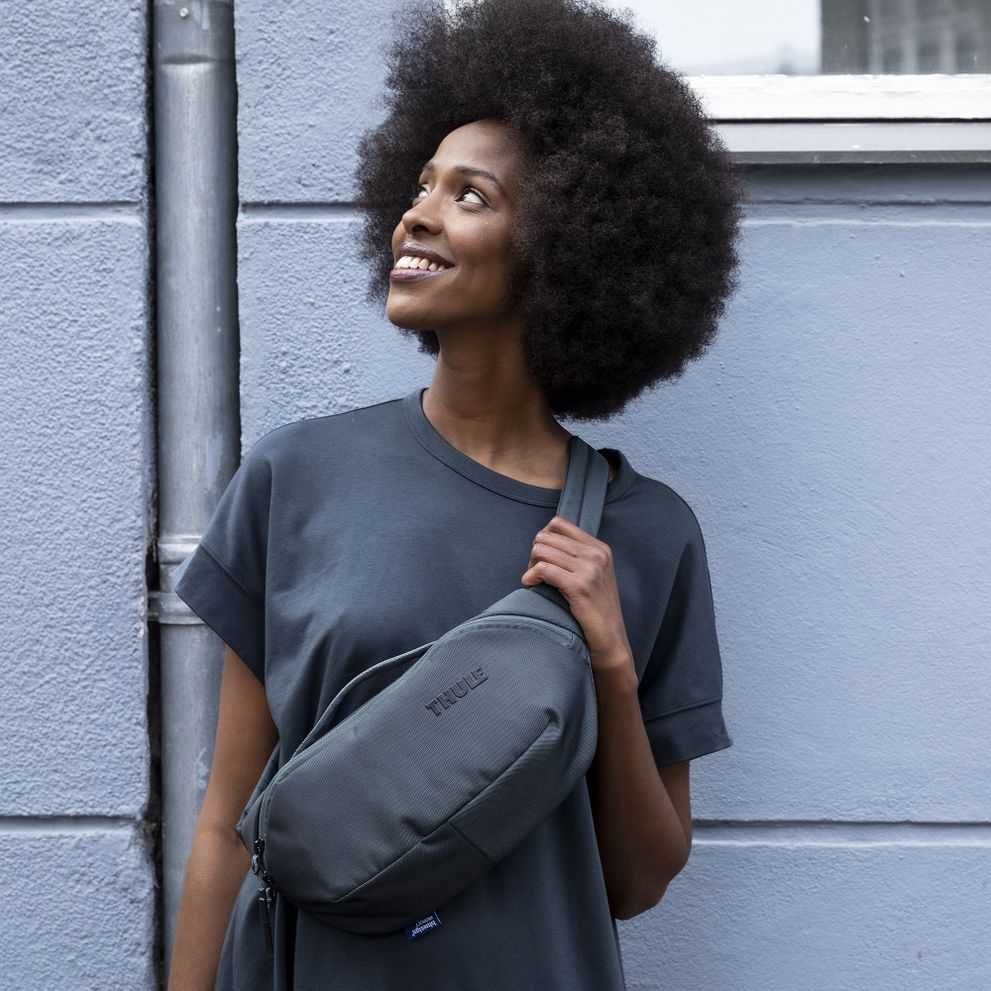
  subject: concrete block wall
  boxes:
[0,2,156,988]
[232,2,991,989]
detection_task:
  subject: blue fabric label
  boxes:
[405,911,441,940]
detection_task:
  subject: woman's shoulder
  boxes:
[241,394,408,467]
[612,451,709,544]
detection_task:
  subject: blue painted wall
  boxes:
[0,1,156,987]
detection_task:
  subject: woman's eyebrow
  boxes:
[420,161,505,196]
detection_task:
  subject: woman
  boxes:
[168,0,744,988]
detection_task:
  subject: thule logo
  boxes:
[425,667,488,716]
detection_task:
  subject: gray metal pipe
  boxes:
[149,0,239,980]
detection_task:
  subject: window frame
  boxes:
[687,74,991,163]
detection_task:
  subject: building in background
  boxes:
[617,0,991,75]
[823,0,991,73]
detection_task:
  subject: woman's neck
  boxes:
[421,372,573,489]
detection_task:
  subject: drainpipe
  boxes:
[148,0,239,980]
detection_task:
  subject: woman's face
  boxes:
[387,118,525,336]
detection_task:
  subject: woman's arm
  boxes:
[585,661,693,919]
[167,645,279,991]
[520,515,694,919]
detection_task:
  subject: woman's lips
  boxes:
[389,265,454,282]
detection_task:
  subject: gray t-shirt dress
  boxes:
[173,386,733,990]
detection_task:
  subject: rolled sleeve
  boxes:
[172,440,273,687]
[643,697,731,766]
[173,541,266,686]
[638,502,733,766]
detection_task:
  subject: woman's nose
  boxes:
[403,196,441,234]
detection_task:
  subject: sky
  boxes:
[597,0,821,74]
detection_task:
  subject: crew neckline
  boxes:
[403,386,635,507]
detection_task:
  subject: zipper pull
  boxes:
[258,882,274,954]
[252,838,276,954]
[251,837,265,877]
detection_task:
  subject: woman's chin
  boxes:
[386,299,438,331]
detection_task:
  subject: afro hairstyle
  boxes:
[353,0,746,421]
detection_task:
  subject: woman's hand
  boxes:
[521,515,635,677]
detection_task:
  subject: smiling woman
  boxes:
[385,119,529,343]
[354,0,745,421]
[168,2,741,990]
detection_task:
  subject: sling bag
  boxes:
[236,435,611,947]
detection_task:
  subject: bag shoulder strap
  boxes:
[528,435,611,612]
[556,434,611,537]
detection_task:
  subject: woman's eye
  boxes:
[410,185,485,206]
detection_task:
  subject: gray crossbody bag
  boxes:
[237,435,610,948]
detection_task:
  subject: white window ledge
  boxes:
[688,75,991,163]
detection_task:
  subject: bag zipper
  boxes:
[248,613,582,949]
[251,837,275,953]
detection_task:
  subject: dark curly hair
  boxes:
[353,0,746,421]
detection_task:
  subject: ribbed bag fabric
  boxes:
[237,435,610,945]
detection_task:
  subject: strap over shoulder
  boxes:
[556,434,610,537]
[529,435,611,612]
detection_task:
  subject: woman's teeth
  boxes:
[395,255,451,271]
